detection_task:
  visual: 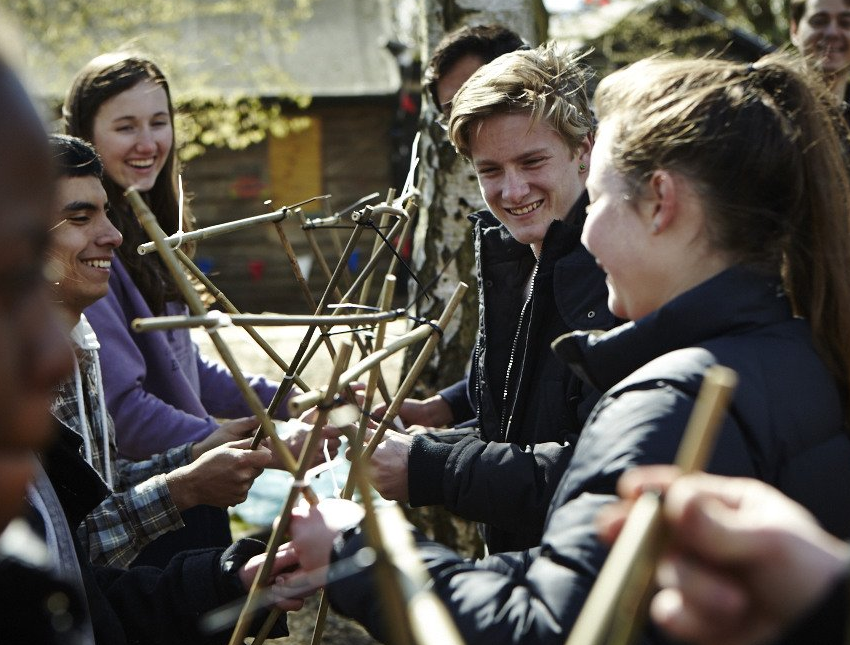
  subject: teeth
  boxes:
[508,200,543,216]
[82,259,111,269]
[127,159,154,169]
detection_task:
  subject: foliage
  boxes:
[7,0,317,159]
[176,98,313,162]
[583,0,787,76]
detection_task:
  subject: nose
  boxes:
[134,127,156,153]
[823,17,841,36]
[97,216,123,249]
[501,168,530,204]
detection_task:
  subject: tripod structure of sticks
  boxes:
[127,186,465,645]
[128,181,738,645]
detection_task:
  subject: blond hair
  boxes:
[448,43,593,158]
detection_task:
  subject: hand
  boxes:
[265,420,343,469]
[238,543,305,612]
[191,416,259,460]
[166,438,271,510]
[297,382,364,425]
[366,429,413,502]
[371,395,453,429]
[288,498,366,580]
[599,467,850,645]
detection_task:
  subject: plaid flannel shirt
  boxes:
[51,316,188,568]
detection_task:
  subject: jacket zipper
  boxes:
[499,262,538,441]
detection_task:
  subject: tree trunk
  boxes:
[404,0,548,397]
[399,0,547,558]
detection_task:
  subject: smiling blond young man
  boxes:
[367,44,616,555]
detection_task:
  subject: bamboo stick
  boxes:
[565,364,738,645]
[135,194,328,255]
[286,323,432,417]
[248,217,364,450]
[307,275,397,645]
[375,504,464,645]
[132,309,407,332]
[228,340,354,645]
[362,281,468,459]
[125,189,313,500]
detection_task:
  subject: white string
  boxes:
[323,439,341,498]
[174,174,185,248]
[398,131,420,204]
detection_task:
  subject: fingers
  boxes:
[656,553,747,622]
[650,559,750,645]
[616,465,680,501]
[594,499,631,545]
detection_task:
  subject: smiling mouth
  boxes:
[507,199,543,216]
[81,259,111,269]
[127,159,155,169]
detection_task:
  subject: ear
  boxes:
[644,169,678,234]
[574,133,593,167]
[789,19,801,47]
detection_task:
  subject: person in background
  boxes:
[63,51,339,566]
[382,23,528,430]
[790,0,850,105]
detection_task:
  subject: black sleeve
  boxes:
[85,538,287,645]
[776,569,849,645]
[408,433,574,538]
[437,378,475,425]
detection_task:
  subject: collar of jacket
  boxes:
[468,190,591,265]
[40,419,110,530]
[551,265,789,392]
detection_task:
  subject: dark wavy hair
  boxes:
[49,134,103,180]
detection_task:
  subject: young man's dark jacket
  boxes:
[328,266,850,644]
[37,422,285,645]
[408,192,616,553]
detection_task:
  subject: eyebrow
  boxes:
[111,111,169,122]
[61,200,100,213]
[474,147,551,168]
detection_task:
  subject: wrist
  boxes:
[165,467,196,511]
[425,395,453,427]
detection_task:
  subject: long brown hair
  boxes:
[595,53,850,416]
[63,51,192,314]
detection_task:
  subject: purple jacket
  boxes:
[85,257,289,460]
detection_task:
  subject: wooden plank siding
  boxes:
[182,98,398,315]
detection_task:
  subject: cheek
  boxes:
[157,128,174,153]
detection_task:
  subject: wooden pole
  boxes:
[125,188,313,498]
[363,281,468,459]
[227,340,354,645]
[135,194,328,255]
[565,365,738,645]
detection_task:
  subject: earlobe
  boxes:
[789,21,800,47]
[648,170,676,234]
